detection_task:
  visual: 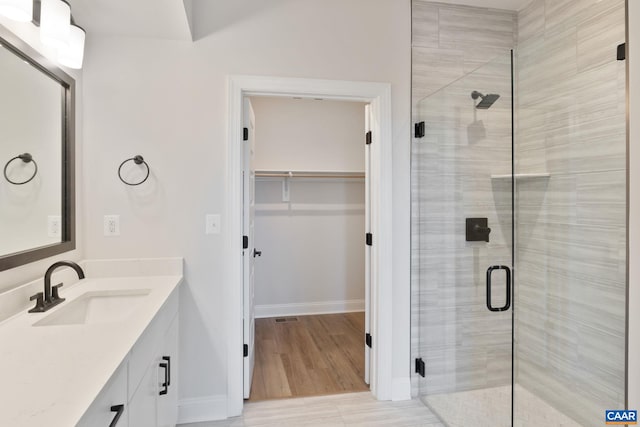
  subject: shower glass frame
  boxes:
[412,5,629,421]
[412,51,515,426]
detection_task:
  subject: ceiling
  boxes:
[67,0,192,41]
[68,0,531,41]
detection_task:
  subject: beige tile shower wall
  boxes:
[411,2,516,104]
[515,0,626,425]
[411,1,516,397]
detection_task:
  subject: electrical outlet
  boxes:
[205,214,221,235]
[47,215,61,238]
[104,215,120,236]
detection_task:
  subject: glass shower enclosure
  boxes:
[412,39,627,426]
[413,52,514,427]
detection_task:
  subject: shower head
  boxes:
[471,90,500,109]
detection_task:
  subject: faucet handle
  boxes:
[51,283,64,302]
[28,292,46,313]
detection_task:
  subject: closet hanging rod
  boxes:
[255,170,365,179]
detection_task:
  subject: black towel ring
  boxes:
[118,155,150,186]
[3,153,38,185]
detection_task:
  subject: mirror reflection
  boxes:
[0,40,63,256]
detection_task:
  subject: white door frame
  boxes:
[225,75,393,417]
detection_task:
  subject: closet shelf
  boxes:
[255,170,365,179]
[490,173,551,180]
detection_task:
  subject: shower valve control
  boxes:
[466,218,491,242]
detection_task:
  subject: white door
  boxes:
[243,98,257,399]
[364,104,372,385]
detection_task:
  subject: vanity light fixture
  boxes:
[58,23,84,69]
[39,0,70,49]
[0,0,33,22]
[0,0,86,69]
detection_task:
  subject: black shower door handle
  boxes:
[486,265,511,312]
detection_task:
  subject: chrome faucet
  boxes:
[28,261,85,313]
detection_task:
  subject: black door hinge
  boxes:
[617,43,626,61]
[365,131,372,145]
[243,127,249,141]
[415,358,425,377]
[365,333,372,348]
[243,344,248,357]
[414,121,425,138]
[243,235,248,249]
[366,233,373,246]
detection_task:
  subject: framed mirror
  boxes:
[0,26,75,272]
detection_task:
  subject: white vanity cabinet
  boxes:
[129,315,179,427]
[78,288,179,427]
[157,317,179,427]
[129,360,158,427]
[77,363,128,427]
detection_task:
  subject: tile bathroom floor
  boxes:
[179,382,584,426]
[178,392,444,427]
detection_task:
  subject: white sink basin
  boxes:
[33,289,152,326]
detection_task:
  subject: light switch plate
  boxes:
[47,215,61,238]
[104,215,120,236]
[206,214,221,235]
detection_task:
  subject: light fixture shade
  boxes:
[58,24,85,69]
[0,0,33,22]
[40,0,70,49]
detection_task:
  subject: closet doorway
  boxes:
[226,75,393,417]
[243,96,371,401]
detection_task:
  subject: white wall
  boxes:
[628,0,640,412]
[251,97,365,172]
[80,0,411,415]
[250,97,366,316]
[254,180,366,316]
[0,20,83,293]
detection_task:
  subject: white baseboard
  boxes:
[255,299,365,318]
[391,377,412,401]
[177,395,227,424]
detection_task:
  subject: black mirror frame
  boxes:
[0,25,76,272]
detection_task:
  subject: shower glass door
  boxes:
[413,52,514,427]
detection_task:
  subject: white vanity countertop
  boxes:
[0,274,182,427]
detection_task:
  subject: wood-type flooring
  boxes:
[248,312,369,401]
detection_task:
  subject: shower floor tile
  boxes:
[422,384,583,427]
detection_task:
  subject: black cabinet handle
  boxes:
[486,265,511,312]
[109,404,124,427]
[253,248,262,257]
[159,362,168,395]
[162,356,171,386]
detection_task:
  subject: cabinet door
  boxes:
[157,315,178,427]
[129,361,157,427]
[77,363,128,427]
